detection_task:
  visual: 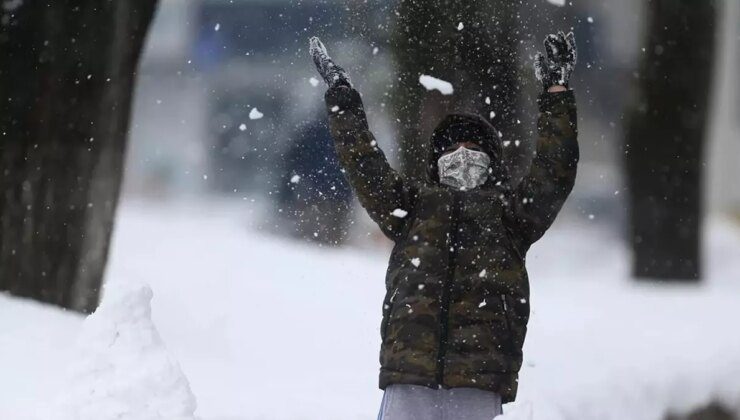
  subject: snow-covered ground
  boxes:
[1,202,740,420]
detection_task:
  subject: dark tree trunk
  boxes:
[390,0,525,182]
[0,1,158,312]
[624,0,718,281]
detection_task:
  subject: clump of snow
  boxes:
[419,75,454,95]
[213,23,220,31]
[410,257,421,267]
[587,16,594,23]
[372,47,379,55]
[249,107,263,120]
[52,280,198,420]
[238,123,247,131]
[309,77,320,87]
[330,105,340,113]
[546,0,566,6]
[457,22,464,31]
[391,208,408,218]
[290,174,301,184]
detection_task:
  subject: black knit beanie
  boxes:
[426,113,503,182]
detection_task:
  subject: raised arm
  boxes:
[509,32,579,248]
[309,37,415,241]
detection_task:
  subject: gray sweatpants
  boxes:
[377,384,503,420]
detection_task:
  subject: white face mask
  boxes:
[437,146,491,190]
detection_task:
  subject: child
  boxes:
[309,31,578,419]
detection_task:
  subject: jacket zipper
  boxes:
[500,294,514,351]
[435,190,462,387]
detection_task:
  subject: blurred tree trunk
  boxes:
[624,0,717,281]
[0,1,158,312]
[390,0,526,182]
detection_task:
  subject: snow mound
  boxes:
[419,74,454,95]
[53,280,198,420]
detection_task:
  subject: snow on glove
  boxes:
[309,36,352,88]
[534,31,576,91]
[324,84,368,132]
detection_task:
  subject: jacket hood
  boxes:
[426,113,508,186]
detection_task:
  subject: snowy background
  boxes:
[2,203,740,420]
[2,0,740,419]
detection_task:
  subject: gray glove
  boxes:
[534,31,577,90]
[309,36,352,88]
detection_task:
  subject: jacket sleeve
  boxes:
[509,90,579,248]
[324,85,415,241]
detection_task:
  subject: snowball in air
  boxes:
[419,75,454,95]
[391,208,408,218]
[214,23,220,31]
[249,108,264,120]
[290,175,301,184]
[309,77,320,87]
[457,22,464,30]
[411,258,421,267]
[547,0,566,6]
[238,123,247,131]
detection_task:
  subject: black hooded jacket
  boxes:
[323,85,579,403]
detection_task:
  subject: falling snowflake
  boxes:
[419,75,454,95]
[249,108,264,120]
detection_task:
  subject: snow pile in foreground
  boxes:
[53,280,198,420]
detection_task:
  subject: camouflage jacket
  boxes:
[324,85,578,403]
